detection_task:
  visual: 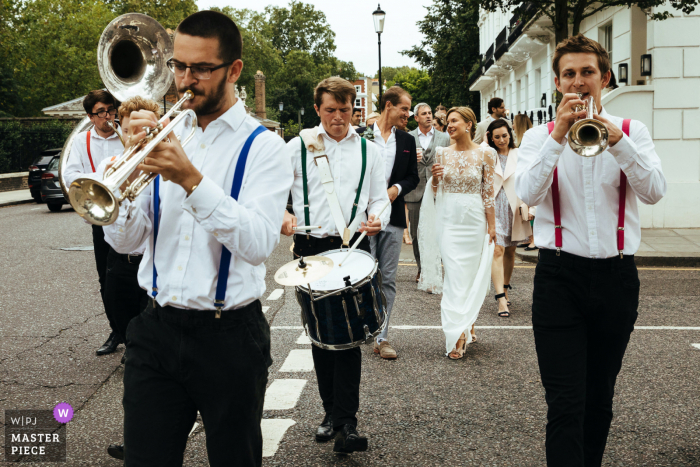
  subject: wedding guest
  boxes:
[407,102,450,282]
[370,86,419,359]
[351,107,363,128]
[516,34,666,466]
[365,111,380,128]
[432,115,446,132]
[474,97,512,144]
[486,120,533,318]
[418,106,496,359]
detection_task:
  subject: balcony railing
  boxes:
[495,27,509,60]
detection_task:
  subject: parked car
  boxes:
[28,148,62,202]
[40,156,68,212]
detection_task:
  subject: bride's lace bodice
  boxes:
[436,146,497,208]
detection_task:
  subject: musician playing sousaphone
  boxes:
[282,77,390,454]
[103,11,292,466]
[515,34,666,466]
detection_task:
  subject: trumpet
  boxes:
[568,93,609,157]
[106,120,125,146]
[69,91,197,226]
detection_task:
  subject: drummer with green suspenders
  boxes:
[282,77,390,455]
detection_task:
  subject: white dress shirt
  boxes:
[372,122,402,194]
[63,129,123,188]
[103,99,293,310]
[515,108,666,258]
[417,126,435,150]
[287,125,391,238]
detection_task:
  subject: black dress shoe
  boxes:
[120,354,126,364]
[96,332,122,356]
[333,424,368,454]
[315,413,337,442]
[107,443,124,460]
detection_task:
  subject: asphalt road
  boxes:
[1,201,699,466]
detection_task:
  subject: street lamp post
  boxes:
[373,4,386,111]
[298,107,304,128]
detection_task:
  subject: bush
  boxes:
[0,120,74,173]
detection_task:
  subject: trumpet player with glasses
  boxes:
[515,34,666,466]
[103,10,292,467]
[64,89,125,356]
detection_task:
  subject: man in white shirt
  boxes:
[473,97,512,144]
[282,77,389,454]
[407,103,450,282]
[103,11,292,467]
[64,89,124,356]
[515,34,666,467]
[370,86,419,359]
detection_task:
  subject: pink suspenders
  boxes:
[546,119,631,258]
[86,131,96,173]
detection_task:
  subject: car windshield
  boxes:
[47,157,60,171]
[37,156,55,166]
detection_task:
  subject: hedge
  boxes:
[0,120,75,174]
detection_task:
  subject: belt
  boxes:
[116,253,143,264]
[151,298,262,322]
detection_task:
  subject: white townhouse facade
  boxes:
[469,1,700,228]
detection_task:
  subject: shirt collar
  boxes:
[373,122,396,134]
[91,130,120,141]
[419,126,434,138]
[208,98,247,132]
[317,123,358,143]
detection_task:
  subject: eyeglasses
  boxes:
[166,59,233,80]
[91,108,117,118]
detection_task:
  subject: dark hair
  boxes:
[433,115,446,131]
[486,119,515,151]
[314,77,356,108]
[83,90,116,114]
[380,86,411,112]
[353,108,362,114]
[488,97,504,115]
[552,33,610,79]
[607,69,618,90]
[176,10,242,63]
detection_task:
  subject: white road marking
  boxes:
[270,325,700,331]
[279,349,314,372]
[262,306,270,313]
[271,326,304,330]
[262,419,296,457]
[267,289,284,301]
[692,344,700,350]
[31,207,43,210]
[263,379,307,411]
[189,422,199,437]
[296,332,312,345]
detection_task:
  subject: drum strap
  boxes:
[547,119,629,258]
[152,125,267,317]
[300,138,367,246]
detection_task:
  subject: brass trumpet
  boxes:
[568,93,609,157]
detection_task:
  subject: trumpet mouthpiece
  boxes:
[184,90,194,99]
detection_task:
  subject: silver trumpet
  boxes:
[69,91,197,225]
[106,120,125,146]
[568,93,609,157]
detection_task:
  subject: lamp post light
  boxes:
[279,101,284,112]
[373,4,386,109]
[298,106,304,128]
[641,54,652,77]
[618,63,629,85]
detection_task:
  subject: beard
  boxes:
[179,75,228,118]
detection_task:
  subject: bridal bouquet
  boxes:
[362,126,375,141]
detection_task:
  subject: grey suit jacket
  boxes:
[405,128,451,203]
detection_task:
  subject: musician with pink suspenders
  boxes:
[515,35,666,467]
[63,90,124,356]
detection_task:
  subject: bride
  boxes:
[417,106,497,359]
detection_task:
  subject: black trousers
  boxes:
[92,225,115,333]
[104,247,148,339]
[532,249,639,467]
[123,300,271,467]
[293,233,370,429]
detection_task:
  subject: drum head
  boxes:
[310,249,376,291]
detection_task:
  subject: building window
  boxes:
[355,99,362,107]
[600,23,613,64]
[355,85,361,93]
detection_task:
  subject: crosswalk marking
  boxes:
[692,344,700,350]
[262,306,270,313]
[264,379,307,410]
[296,332,311,345]
[271,325,700,331]
[262,419,296,457]
[267,289,284,301]
[279,349,314,372]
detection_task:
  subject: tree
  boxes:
[403,0,481,114]
[393,68,432,106]
[103,0,197,30]
[480,0,699,45]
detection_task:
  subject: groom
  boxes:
[369,86,419,359]
[407,103,450,283]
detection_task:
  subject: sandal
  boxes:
[504,284,512,306]
[495,293,510,318]
[448,333,467,359]
[470,324,477,343]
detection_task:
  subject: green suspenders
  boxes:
[300,137,367,233]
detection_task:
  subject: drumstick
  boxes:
[338,199,391,267]
[293,225,322,231]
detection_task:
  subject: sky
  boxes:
[196,0,429,77]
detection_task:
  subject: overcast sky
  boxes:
[196,0,429,77]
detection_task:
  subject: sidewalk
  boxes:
[516,228,700,267]
[0,189,33,207]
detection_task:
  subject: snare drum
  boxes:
[295,249,387,350]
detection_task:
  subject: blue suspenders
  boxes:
[151,125,268,317]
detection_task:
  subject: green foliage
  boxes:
[103,0,197,30]
[266,0,336,64]
[403,0,481,115]
[375,66,413,87]
[0,120,73,173]
[393,68,432,106]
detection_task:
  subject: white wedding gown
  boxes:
[418,146,497,354]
